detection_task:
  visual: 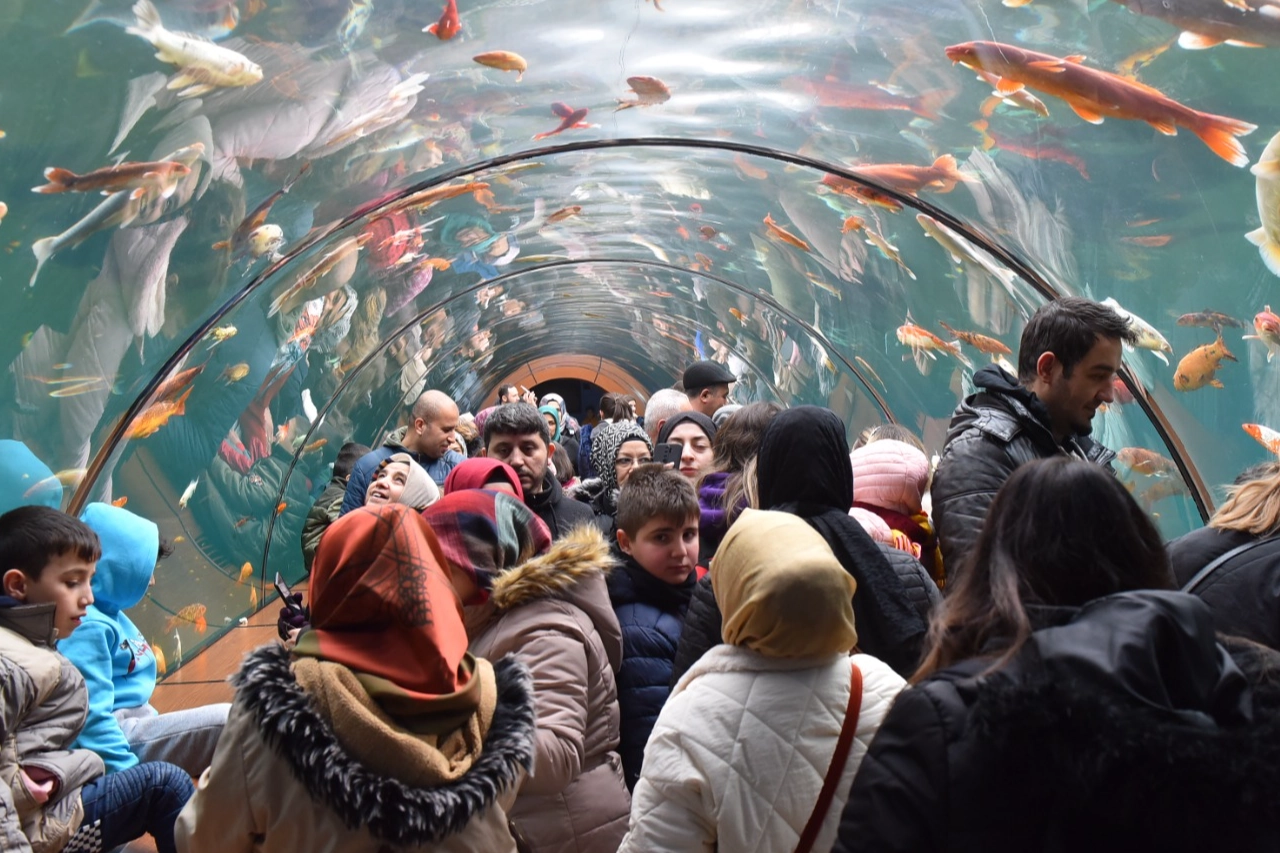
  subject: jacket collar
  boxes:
[235,643,535,846]
[525,470,562,509]
[963,367,1114,465]
[0,597,58,647]
[489,526,615,611]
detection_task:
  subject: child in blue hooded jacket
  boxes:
[59,503,229,775]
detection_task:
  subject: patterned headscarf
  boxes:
[444,458,524,502]
[420,490,553,602]
[296,504,478,713]
[589,421,653,494]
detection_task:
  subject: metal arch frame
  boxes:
[69,136,1212,527]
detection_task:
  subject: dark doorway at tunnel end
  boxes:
[533,379,604,423]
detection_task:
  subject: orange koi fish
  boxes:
[898,315,973,374]
[616,75,671,110]
[734,153,768,180]
[973,70,1050,117]
[34,159,191,199]
[249,584,259,609]
[699,225,717,240]
[212,164,308,260]
[234,516,252,528]
[532,102,591,141]
[1243,423,1280,456]
[1117,447,1179,476]
[842,215,864,233]
[1122,234,1174,247]
[124,387,191,440]
[473,51,527,81]
[302,438,328,454]
[1174,334,1237,390]
[821,174,904,212]
[762,213,811,252]
[276,502,288,515]
[945,41,1257,166]
[237,562,253,585]
[111,496,128,507]
[971,120,1091,180]
[938,321,1011,355]
[853,154,971,197]
[153,643,167,676]
[1177,310,1246,332]
[546,205,581,223]
[1243,305,1280,362]
[424,0,460,39]
[163,603,207,634]
[151,365,205,405]
[780,76,940,118]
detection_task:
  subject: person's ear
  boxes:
[548,442,557,457]
[1035,351,1058,384]
[616,529,633,555]
[479,446,488,458]
[3,569,29,601]
[414,417,427,434]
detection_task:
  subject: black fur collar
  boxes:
[234,643,535,845]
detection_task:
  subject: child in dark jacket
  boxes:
[0,506,192,853]
[607,465,703,790]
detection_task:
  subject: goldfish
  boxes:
[945,41,1256,166]
[734,154,768,180]
[780,76,941,119]
[971,120,1091,180]
[729,308,747,324]
[1174,334,1238,390]
[1117,447,1179,476]
[547,205,582,223]
[127,0,263,98]
[841,216,864,233]
[762,213,811,252]
[151,364,205,404]
[694,252,714,270]
[473,51,527,81]
[899,316,973,374]
[847,217,916,280]
[212,164,308,261]
[208,325,237,345]
[973,70,1050,117]
[532,102,592,142]
[821,174,904,212]
[1243,423,1280,456]
[163,603,207,634]
[111,496,128,507]
[698,225,717,241]
[153,643,167,676]
[178,477,198,509]
[1177,310,1246,332]
[22,468,87,498]
[219,363,249,383]
[1122,234,1174,247]
[237,562,253,585]
[616,75,671,110]
[1243,305,1280,362]
[173,536,185,543]
[268,234,369,318]
[1109,0,1280,49]
[33,159,191,199]
[423,0,460,39]
[938,321,1012,355]
[276,502,288,515]
[124,387,191,439]
[851,154,971,197]
[1102,298,1174,365]
[234,516,252,528]
[249,584,259,609]
[302,438,328,454]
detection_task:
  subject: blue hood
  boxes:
[79,503,158,613]
[0,439,61,516]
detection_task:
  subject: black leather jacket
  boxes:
[932,366,1116,580]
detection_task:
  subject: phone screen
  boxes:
[653,443,682,466]
[274,573,295,607]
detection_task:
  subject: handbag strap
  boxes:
[1181,538,1270,594]
[794,660,863,853]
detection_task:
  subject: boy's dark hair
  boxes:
[484,402,550,447]
[616,464,700,538]
[158,538,175,562]
[334,442,372,481]
[0,506,100,581]
[1017,297,1137,384]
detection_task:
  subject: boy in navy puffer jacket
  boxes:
[607,465,703,790]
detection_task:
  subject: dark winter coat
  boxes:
[932,366,1116,579]
[196,442,313,567]
[834,590,1280,853]
[1168,526,1280,649]
[669,541,939,686]
[526,471,597,541]
[301,478,347,573]
[605,554,695,789]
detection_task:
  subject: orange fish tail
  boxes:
[34,167,77,193]
[1191,113,1257,168]
[931,154,968,192]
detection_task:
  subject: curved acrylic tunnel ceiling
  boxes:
[4,0,1279,665]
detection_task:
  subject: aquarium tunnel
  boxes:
[2,0,1279,667]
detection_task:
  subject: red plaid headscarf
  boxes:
[443,458,525,502]
[420,490,552,603]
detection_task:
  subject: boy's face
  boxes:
[3,552,96,639]
[618,514,699,585]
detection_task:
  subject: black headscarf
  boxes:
[657,411,718,445]
[757,406,927,675]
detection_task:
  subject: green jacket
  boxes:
[301,479,347,573]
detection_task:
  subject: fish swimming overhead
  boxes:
[125,387,192,440]
[33,158,191,198]
[1247,130,1280,276]
[126,0,263,98]
[1243,423,1280,456]
[852,154,972,196]
[212,163,308,261]
[938,321,1012,355]
[1174,334,1237,390]
[473,51,528,81]
[1109,0,1280,49]
[1117,446,1179,476]
[898,315,973,374]
[532,102,592,141]
[1102,297,1174,364]
[762,213,811,252]
[617,75,671,110]
[944,40,1256,166]
[1242,304,1280,362]
[424,0,460,39]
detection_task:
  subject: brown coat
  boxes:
[468,526,630,853]
[175,643,537,853]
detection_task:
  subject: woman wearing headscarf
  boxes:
[365,452,441,510]
[656,411,717,483]
[176,504,538,852]
[570,420,654,537]
[539,393,580,463]
[618,510,906,853]
[422,491,631,853]
[444,458,525,501]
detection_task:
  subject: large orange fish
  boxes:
[33,159,191,199]
[898,316,973,374]
[1243,423,1280,456]
[852,154,971,197]
[762,213,811,252]
[616,76,671,110]
[938,321,1011,355]
[150,364,205,405]
[945,41,1256,166]
[1117,447,1178,476]
[532,103,591,141]
[1173,334,1237,390]
[473,51,527,81]
[124,387,191,440]
[163,603,207,634]
[423,0,460,39]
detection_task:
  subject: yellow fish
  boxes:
[153,643,167,676]
[237,562,253,585]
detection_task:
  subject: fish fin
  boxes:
[1251,158,1280,176]
[177,83,215,99]
[424,22,438,34]
[1193,116,1257,167]
[1027,60,1067,72]
[1064,54,1086,63]
[29,238,55,288]
[994,77,1024,94]
[1225,40,1265,48]
[979,95,1001,117]
[1210,379,1224,389]
[211,240,231,250]
[1178,31,1222,49]
[550,101,575,118]
[1152,351,1169,366]
[125,0,161,38]
[33,167,76,194]
[1068,102,1105,124]
[932,153,969,191]
[1148,119,1178,136]
[130,186,148,200]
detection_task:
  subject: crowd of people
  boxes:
[3,296,1280,852]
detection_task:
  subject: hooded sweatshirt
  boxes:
[60,503,159,772]
[0,439,62,516]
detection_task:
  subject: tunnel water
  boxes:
[1,0,1278,665]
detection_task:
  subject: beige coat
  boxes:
[175,643,537,853]
[468,527,631,853]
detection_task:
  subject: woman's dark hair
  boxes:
[599,393,622,421]
[915,457,1173,681]
[696,401,782,524]
[550,443,575,486]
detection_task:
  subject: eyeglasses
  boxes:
[615,456,652,469]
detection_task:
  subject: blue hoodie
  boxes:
[0,439,62,516]
[60,503,159,772]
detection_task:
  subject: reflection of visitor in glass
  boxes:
[440,213,520,279]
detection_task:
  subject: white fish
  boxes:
[173,631,182,667]
[126,0,263,98]
[1247,128,1280,277]
[247,224,284,261]
[917,213,1020,292]
[178,478,198,509]
[1102,297,1173,365]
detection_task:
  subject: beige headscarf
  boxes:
[712,508,858,658]
[383,452,440,510]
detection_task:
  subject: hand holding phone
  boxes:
[653,443,682,467]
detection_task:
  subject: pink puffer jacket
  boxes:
[849,440,930,517]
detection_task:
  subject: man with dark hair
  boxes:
[682,361,736,418]
[482,403,595,539]
[496,384,519,405]
[340,390,464,515]
[932,297,1137,577]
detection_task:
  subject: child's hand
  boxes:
[19,767,57,804]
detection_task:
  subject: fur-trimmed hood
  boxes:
[490,524,616,611]
[232,643,536,846]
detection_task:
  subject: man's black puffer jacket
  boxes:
[932,366,1116,581]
